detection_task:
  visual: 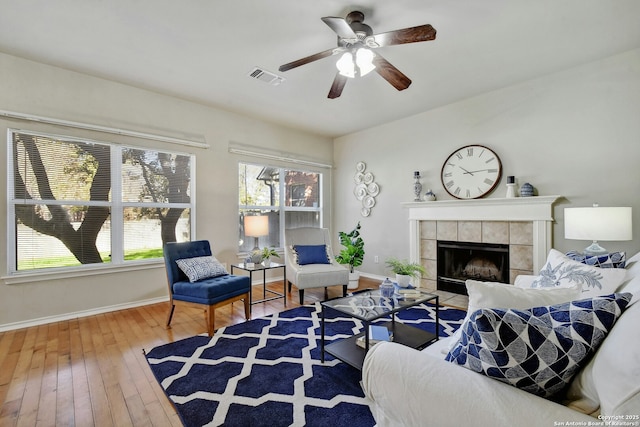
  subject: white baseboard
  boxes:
[0,295,170,333]
[0,274,301,333]
[360,272,387,283]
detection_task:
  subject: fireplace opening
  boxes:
[437,240,509,295]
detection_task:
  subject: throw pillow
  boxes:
[446,280,583,353]
[176,255,229,283]
[527,249,627,297]
[446,293,632,398]
[565,250,626,269]
[565,292,640,416]
[513,275,537,288]
[293,244,330,265]
[618,251,640,305]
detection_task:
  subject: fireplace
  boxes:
[437,240,509,295]
[403,196,561,292]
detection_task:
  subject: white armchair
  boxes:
[284,227,349,304]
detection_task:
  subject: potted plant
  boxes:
[260,247,280,267]
[385,258,426,288]
[335,222,365,289]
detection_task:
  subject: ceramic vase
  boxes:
[379,278,395,297]
[395,274,412,288]
[413,171,422,202]
[348,271,360,290]
[520,182,534,197]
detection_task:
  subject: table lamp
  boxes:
[244,215,269,251]
[564,205,632,255]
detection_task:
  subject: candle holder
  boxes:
[413,171,422,202]
[506,176,517,198]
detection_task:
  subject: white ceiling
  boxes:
[1,1,639,138]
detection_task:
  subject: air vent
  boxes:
[248,67,285,86]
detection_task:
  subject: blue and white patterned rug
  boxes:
[145,303,466,427]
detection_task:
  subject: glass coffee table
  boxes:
[320,288,439,370]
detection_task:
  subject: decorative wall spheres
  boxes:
[354,162,380,217]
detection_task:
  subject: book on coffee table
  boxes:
[369,325,390,341]
[356,325,393,348]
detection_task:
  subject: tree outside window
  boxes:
[9,130,194,272]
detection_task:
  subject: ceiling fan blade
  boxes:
[279,48,338,72]
[370,24,436,47]
[372,53,412,91]
[328,73,348,99]
[321,17,359,42]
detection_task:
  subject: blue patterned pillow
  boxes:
[565,251,626,268]
[176,255,229,282]
[293,244,330,265]
[446,293,631,398]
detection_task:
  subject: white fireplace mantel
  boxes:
[403,196,562,273]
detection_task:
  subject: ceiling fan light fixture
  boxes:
[336,48,375,78]
[279,11,435,98]
[356,48,375,76]
[336,51,356,78]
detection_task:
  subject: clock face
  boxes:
[441,145,502,199]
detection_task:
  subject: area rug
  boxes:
[145,303,466,427]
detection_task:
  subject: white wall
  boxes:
[333,49,640,278]
[2,47,639,328]
[0,52,333,328]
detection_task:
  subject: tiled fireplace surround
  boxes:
[403,196,560,291]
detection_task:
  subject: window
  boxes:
[289,184,306,206]
[8,129,194,273]
[238,162,321,252]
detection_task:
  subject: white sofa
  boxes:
[362,252,640,427]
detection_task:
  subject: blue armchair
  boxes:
[164,240,251,336]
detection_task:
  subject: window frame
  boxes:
[238,161,323,254]
[6,128,196,277]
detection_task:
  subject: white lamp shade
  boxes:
[355,48,375,76]
[336,52,355,78]
[564,207,632,241]
[244,215,269,238]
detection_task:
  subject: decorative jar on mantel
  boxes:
[413,171,423,202]
[520,183,534,197]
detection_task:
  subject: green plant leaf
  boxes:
[335,222,364,272]
[385,257,426,278]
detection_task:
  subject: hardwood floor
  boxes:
[0,280,374,427]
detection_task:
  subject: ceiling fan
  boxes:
[278,11,436,99]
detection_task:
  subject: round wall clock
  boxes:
[440,145,502,199]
